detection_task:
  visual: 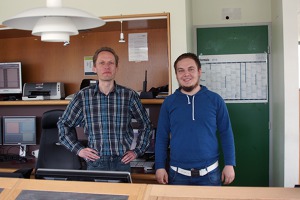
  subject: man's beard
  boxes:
[180,82,199,92]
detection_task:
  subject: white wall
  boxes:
[192,0,271,25]
[270,0,286,187]
[280,0,299,186]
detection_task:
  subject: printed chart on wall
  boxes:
[199,53,268,103]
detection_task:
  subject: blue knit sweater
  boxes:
[155,85,236,170]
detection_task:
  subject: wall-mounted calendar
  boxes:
[199,53,268,103]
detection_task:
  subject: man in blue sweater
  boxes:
[155,53,236,185]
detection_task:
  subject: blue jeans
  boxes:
[168,167,222,186]
[87,155,131,172]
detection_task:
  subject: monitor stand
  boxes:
[19,145,28,162]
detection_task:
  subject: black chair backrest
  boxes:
[35,109,82,170]
[0,168,33,179]
[80,79,96,90]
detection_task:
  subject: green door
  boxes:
[197,25,269,186]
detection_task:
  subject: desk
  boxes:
[0,163,157,184]
[1,178,300,200]
[0,157,36,168]
[143,184,300,200]
[0,177,19,199]
[131,167,157,184]
[131,173,156,184]
[0,178,147,200]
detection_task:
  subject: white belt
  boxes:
[170,161,218,177]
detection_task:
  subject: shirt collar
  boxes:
[92,81,120,96]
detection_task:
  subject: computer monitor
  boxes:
[0,117,2,145]
[0,62,22,95]
[2,116,36,145]
[35,168,132,183]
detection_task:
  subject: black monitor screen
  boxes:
[0,62,22,94]
[0,118,2,145]
[35,168,132,183]
[3,116,36,145]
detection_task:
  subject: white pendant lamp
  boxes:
[2,0,105,43]
[119,21,125,43]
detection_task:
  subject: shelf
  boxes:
[0,100,69,106]
[0,99,164,106]
[141,99,164,104]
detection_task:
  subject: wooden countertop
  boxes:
[0,178,147,200]
[1,177,300,200]
[144,184,300,200]
[0,99,164,106]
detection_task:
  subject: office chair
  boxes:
[0,168,33,179]
[80,79,97,90]
[35,109,82,171]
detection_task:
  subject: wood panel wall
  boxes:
[0,21,169,96]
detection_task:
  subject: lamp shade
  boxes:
[118,20,125,43]
[2,0,105,42]
[32,17,78,42]
[3,7,105,30]
[119,32,125,43]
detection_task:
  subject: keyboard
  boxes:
[130,161,155,169]
[0,154,21,162]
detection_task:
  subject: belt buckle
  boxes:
[191,168,200,177]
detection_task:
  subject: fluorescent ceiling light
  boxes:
[2,0,105,43]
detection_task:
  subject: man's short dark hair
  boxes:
[93,47,119,66]
[174,53,201,73]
